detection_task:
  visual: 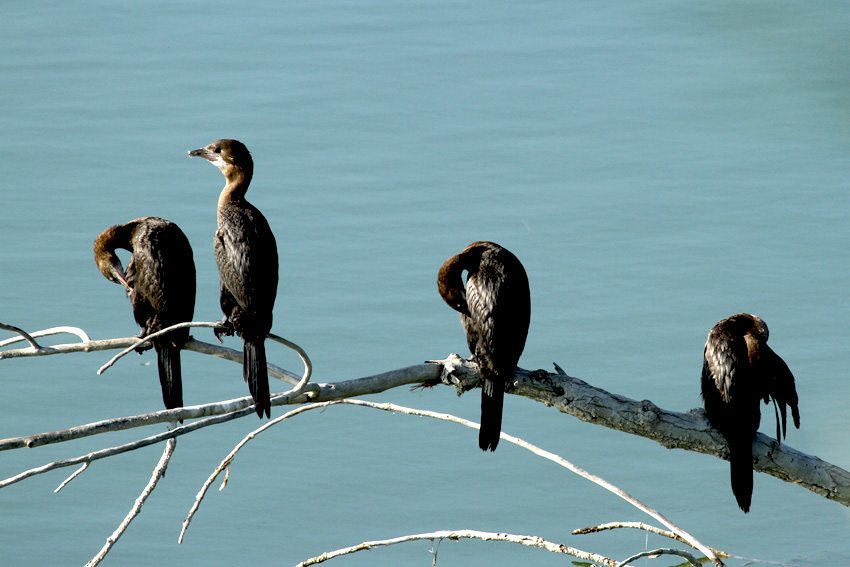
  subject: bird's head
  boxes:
[189,139,254,185]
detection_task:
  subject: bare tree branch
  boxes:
[573,521,731,560]
[429,354,850,507]
[2,339,847,509]
[0,324,91,349]
[0,322,307,386]
[0,321,43,350]
[292,529,619,567]
[179,403,325,543]
[94,322,313,388]
[4,322,835,566]
[170,399,721,564]
[55,463,89,493]
[97,321,226,374]
[1,324,847,511]
[618,547,702,566]
[343,400,723,565]
[0,362,432,452]
[85,437,177,567]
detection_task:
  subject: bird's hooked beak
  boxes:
[98,256,130,290]
[115,274,131,291]
[108,262,131,290]
[188,147,215,161]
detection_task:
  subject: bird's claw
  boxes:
[134,332,153,354]
[214,319,235,342]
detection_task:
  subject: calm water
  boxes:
[2,1,849,565]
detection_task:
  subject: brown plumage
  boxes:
[438,241,531,451]
[94,217,196,411]
[189,139,278,418]
[701,313,800,512]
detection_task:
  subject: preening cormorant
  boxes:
[94,217,196,411]
[701,313,801,513]
[189,139,279,418]
[438,241,531,451]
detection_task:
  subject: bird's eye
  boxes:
[214,147,222,154]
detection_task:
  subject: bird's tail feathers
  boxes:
[479,374,505,452]
[728,436,754,513]
[155,343,184,412]
[244,339,270,418]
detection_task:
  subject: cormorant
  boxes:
[438,241,531,451]
[189,139,278,418]
[701,313,800,513]
[94,217,196,411]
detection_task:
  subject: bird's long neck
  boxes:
[744,333,761,366]
[438,254,469,316]
[218,164,254,207]
[94,224,134,288]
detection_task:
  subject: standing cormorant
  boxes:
[701,313,801,513]
[189,139,278,418]
[94,217,196,411]
[438,241,531,451]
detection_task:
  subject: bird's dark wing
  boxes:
[464,261,530,375]
[463,272,497,369]
[215,204,278,316]
[215,222,252,312]
[701,325,744,434]
[702,328,738,401]
[128,220,196,336]
[760,343,800,438]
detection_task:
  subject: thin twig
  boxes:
[573,521,731,559]
[174,398,720,566]
[97,321,228,374]
[0,322,42,350]
[85,437,177,567]
[0,325,91,348]
[618,547,702,567]
[54,463,89,493]
[268,332,312,389]
[96,322,312,392]
[0,328,305,386]
[179,403,325,543]
[0,364,436,452]
[0,336,144,360]
[184,338,303,385]
[293,529,618,567]
[0,375,320,490]
[430,539,440,567]
[324,400,723,567]
[0,405,255,489]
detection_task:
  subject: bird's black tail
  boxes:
[728,436,754,513]
[244,339,270,418]
[479,377,505,452]
[155,343,184,412]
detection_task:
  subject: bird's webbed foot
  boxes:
[214,317,235,342]
[428,353,480,394]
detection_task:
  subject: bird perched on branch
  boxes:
[438,241,531,451]
[94,217,196,411]
[701,312,801,512]
[189,139,279,418]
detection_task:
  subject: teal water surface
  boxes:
[2,2,849,566]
